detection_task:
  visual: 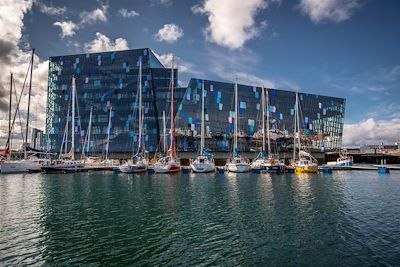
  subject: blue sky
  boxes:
[0,0,400,146]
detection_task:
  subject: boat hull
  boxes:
[226,163,251,173]
[1,160,41,174]
[153,163,181,173]
[251,159,285,173]
[190,162,215,173]
[41,161,85,173]
[295,165,318,173]
[41,166,87,173]
[119,164,147,173]
[326,161,353,167]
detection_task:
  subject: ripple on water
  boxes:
[1,171,400,265]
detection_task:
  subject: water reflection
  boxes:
[1,171,400,265]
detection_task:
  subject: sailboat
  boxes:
[1,50,46,174]
[41,77,84,173]
[190,80,215,173]
[251,88,285,172]
[119,59,148,173]
[226,82,251,173]
[81,107,102,166]
[153,56,181,173]
[101,106,119,166]
[292,92,318,173]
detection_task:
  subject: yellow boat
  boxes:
[293,152,319,173]
[295,164,318,173]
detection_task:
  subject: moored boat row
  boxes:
[2,52,356,176]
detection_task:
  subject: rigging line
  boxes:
[25,49,34,160]
[131,69,141,157]
[11,71,29,144]
[9,57,31,147]
[5,73,12,150]
[73,81,86,151]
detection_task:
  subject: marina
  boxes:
[1,1,400,265]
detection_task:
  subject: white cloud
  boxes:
[349,86,388,94]
[84,32,129,53]
[52,4,108,39]
[343,118,400,147]
[152,52,202,76]
[152,0,173,7]
[0,0,49,148]
[53,21,78,38]
[203,48,276,87]
[118,8,139,18]
[154,23,183,43]
[79,4,108,25]
[298,0,360,23]
[380,65,400,81]
[37,2,66,16]
[192,0,271,49]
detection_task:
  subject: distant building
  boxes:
[360,144,399,154]
[30,128,44,150]
[45,48,346,155]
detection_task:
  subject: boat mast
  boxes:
[59,104,70,158]
[201,80,205,156]
[296,93,301,153]
[105,106,112,161]
[170,56,176,160]
[138,59,143,156]
[71,76,76,160]
[83,107,92,158]
[87,107,92,155]
[5,73,13,160]
[266,88,271,154]
[65,104,69,154]
[234,82,238,156]
[24,49,34,160]
[261,87,266,153]
[293,93,297,161]
[163,111,167,154]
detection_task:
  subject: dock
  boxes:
[319,165,400,171]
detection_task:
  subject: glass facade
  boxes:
[46,49,345,155]
[175,79,345,152]
[46,48,181,154]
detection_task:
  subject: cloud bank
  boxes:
[0,0,49,147]
[343,118,400,147]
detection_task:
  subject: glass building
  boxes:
[46,48,345,156]
[175,79,345,153]
[46,48,184,155]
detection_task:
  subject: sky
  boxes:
[0,0,400,148]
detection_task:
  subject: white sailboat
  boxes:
[226,82,251,173]
[190,80,215,173]
[154,56,181,174]
[42,77,84,173]
[251,88,285,172]
[1,50,44,174]
[119,59,148,173]
[292,92,318,173]
[82,107,102,166]
[101,106,119,166]
[81,107,107,166]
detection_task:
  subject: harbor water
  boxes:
[1,171,400,266]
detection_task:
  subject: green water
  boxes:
[1,171,400,266]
